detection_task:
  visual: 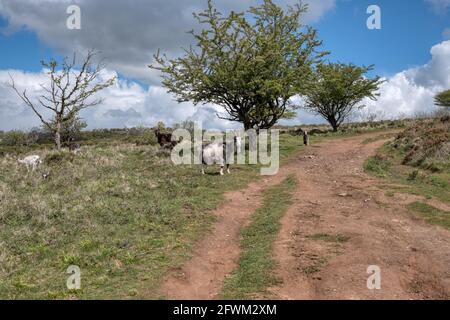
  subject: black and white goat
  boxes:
[201,136,242,175]
[69,143,81,154]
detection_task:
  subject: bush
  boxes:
[173,120,196,136]
[364,154,391,177]
[1,130,28,147]
[45,152,75,165]
[391,118,449,172]
[0,128,53,147]
[125,127,158,146]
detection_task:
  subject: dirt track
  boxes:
[161,132,450,300]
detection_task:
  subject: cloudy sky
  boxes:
[0,0,449,131]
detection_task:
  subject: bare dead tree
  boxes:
[9,50,116,150]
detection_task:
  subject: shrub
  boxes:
[1,130,25,146]
[364,154,391,177]
[45,152,75,165]
[173,120,196,136]
[391,118,450,172]
[125,127,158,146]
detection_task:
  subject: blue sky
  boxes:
[0,0,449,130]
[0,17,56,72]
[314,0,450,76]
[1,0,448,79]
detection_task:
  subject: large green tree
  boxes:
[302,63,383,132]
[435,89,450,108]
[150,0,327,130]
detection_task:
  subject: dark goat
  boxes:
[154,128,180,148]
[69,143,81,154]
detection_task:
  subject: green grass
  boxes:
[364,154,392,178]
[0,126,398,299]
[0,134,305,299]
[306,233,350,243]
[221,175,297,300]
[407,202,450,230]
[362,132,397,145]
[365,144,450,204]
[301,257,328,275]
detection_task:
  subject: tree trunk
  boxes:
[243,122,258,154]
[55,120,62,151]
[328,117,339,132]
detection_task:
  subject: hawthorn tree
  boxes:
[43,115,87,146]
[150,0,327,130]
[302,63,383,132]
[9,50,115,150]
[435,89,450,108]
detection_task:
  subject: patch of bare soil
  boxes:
[161,131,450,300]
[160,163,290,299]
[270,134,450,300]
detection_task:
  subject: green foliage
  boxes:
[392,118,449,171]
[9,50,115,150]
[435,89,450,108]
[44,151,75,165]
[43,116,87,146]
[366,137,450,204]
[156,121,167,132]
[151,0,327,130]
[0,130,28,146]
[0,130,38,147]
[173,120,197,136]
[0,131,306,299]
[302,63,383,131]
[123,127,159,146]
[364,154,391,177]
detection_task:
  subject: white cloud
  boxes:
[357,40,450,120]
[426,0,450,12]
[0,68,243,131]
[1,0,448,131]
[0,0,337,130]
[0,0,335,84]
[2,40,450,131]
[285,40,450,124]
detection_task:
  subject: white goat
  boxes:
[18,155,42,172]
[201,136,242,175]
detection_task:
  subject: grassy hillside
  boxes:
[0,119,420,299]
[365,117,450,229]
[0,133,306,299]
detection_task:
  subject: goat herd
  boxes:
[15,128,256,176]
[16,128,310,176]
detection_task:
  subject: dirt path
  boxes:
[161,132,450,300]
[271,134,450,300]
[161,156,292,299]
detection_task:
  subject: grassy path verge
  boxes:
[365,140,450,231]
[221,175,297,299]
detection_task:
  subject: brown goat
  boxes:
[154,128,180,148]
